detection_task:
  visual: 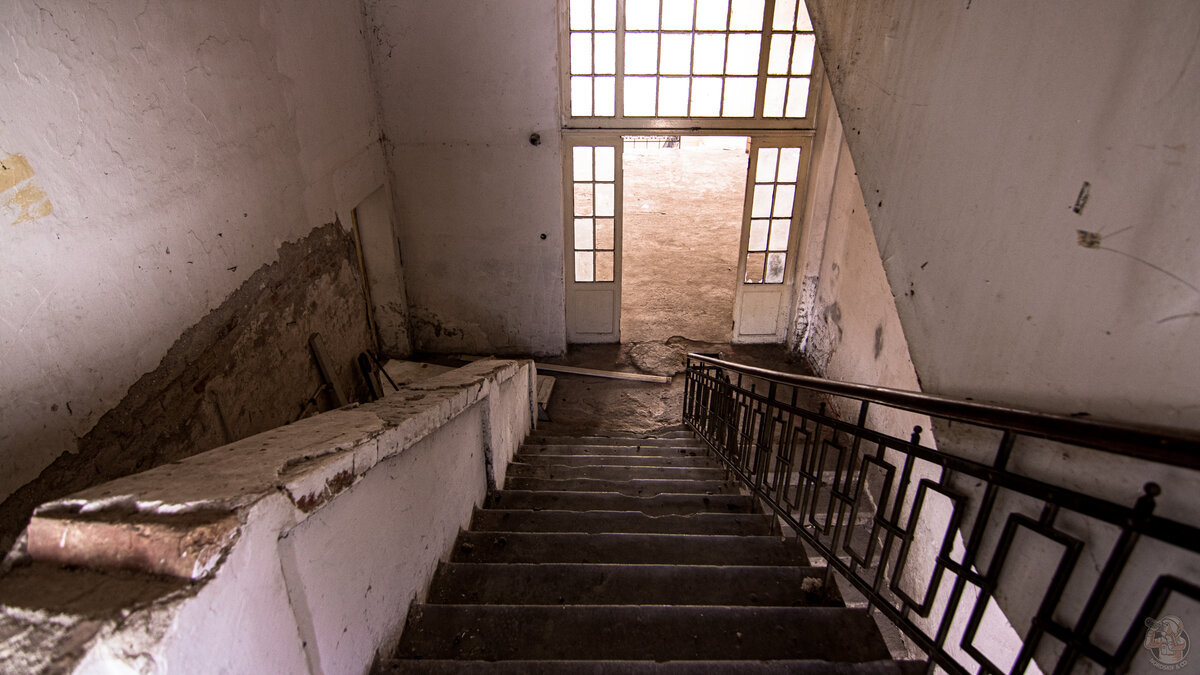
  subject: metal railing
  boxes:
[683,353,1200,675]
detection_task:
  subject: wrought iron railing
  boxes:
[683,353,1200,675]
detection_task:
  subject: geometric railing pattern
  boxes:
[683,353,1200,675]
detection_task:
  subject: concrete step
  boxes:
[490,490,754,514]
[503,476,738,496]
[515,453,715,468]
[520,444,705,458]
[526,436,704,448]
[506,463,727,482]
[427,563,840,607]
[380,659,926,674]
[396,604,893,662]
[450,532,809,565]
[471,510,773,536]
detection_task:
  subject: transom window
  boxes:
[567,0,817,127]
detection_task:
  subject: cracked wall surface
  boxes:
[807,0,1200,430]
[0,0,392,505]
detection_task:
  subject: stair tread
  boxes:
[521,444,706,457]
[428,562,840,606]
[397,604,893,662]
[515,454,714,467]
[380,659,924,674]
[451,532,809,565]
[504,477,739,496]
[507,464,727,480]
[471,509,773,536]
[491,490,753,514]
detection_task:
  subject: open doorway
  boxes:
[621,136,750,342]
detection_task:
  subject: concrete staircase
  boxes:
[380,429,917,673]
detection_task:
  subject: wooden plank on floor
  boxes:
[534,362,672,384]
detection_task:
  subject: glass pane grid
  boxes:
[569,0,816,122]
[745,146,803,284]
[572,145,617,283]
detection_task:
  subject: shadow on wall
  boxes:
[0,223,376,552]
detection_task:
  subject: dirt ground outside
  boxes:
[621,136,749,343]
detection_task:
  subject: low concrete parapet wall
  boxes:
[0,359,535,674]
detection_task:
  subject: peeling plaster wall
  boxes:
[364,0,566,356]
[0,1,393,504]
[806,1,1200,430]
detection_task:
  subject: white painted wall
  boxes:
[807,0,1200,431]
[364,0,566,356]
[0,1,390,501]
[6,360,535,674]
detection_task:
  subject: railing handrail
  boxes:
[687,353,1200,471]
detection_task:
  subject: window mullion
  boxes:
[755,0,778,120]
[616,0,626,118]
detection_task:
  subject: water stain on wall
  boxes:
[0,154,53,225]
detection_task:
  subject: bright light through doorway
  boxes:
[621,136,749,342]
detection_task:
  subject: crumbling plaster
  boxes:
[806,0,1200,430]
[0,0,392,502]
[1,359,535,673]
[364,0,567,356]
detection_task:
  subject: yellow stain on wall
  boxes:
[10,184,54,223]
[1,153,53,225]
[0,154,35,193]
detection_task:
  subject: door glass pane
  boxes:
[575,251,595,282]
[756,148,778,182]
[595,251,614,281]
[574,183,594,215]
[595,183,615,217]
[768,219,791,250]
[765,252,787,282]
[745,252,766,282]
[596,218,615,249]
[573,147,594,181]
[595,146,616,181]
[748,220,769,250]
[575,218,594,249]
[778,147,801,181]
[752,184,774,218]
[773,184,795,217]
